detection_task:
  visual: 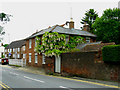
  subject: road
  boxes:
[0,65,119,90]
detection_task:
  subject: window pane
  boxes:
[35,55,37,63]
[29,39,32,49]
[29,55,31,62]
[42,53,45,64]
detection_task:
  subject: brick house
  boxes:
[5,39,26,60]
[25,20,97,73]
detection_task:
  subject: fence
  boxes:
[9,59,26,67]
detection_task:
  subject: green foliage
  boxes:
[35,32,85,57]
[102,45,120,62]
[1,55,5,58]
[0,13,12,42]
[92,8,120,44]
[35,32,66,57]
[3,44,8,47]
[81,9,98,33]
[0,13,12,22]
[66,36,85,50]
[9,64,21,67]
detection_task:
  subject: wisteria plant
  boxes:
[35,32,84,57]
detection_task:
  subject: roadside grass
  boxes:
[9,64,21,67]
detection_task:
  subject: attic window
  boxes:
[66,35,69,44]
[86,37,90,43]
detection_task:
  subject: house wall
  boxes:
[43,56,55,74]
[5,47,23,59]
[61,51,120,82]
[26,38,43,67]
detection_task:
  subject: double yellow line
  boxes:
[0,81,12,90]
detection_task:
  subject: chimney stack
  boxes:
[66,18,74,29]
[83,22,90,32]
[69,18,74,29]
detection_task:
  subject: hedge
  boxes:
[102,45,120,62]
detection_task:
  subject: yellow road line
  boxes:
[0,83,8,90]
[0,81,12,90]
[46,75,120,89]
[0,65,119,89]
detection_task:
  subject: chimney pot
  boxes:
[69,21,74,29]
[83,22,90,32]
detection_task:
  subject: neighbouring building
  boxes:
[25,20,97,73]
[5,39,26,60]
[0,43,5,59]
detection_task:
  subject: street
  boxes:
[0,65,119,90]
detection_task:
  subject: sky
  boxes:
[0,0,119,44]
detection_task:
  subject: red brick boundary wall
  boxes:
[61,51,120,82]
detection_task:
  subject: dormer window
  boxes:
[66,35,69,44]
[86,37,90,43]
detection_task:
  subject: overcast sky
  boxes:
[0,0,119,44]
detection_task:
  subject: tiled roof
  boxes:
[5,39,25,49]
[76,41,102,50]
[25,25,96,39]
[77,42,115,52]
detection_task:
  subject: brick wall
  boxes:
[26,38,43,67]
[61,52,120,82]
[43,56,55,74]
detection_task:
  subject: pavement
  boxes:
[0,64,120,89]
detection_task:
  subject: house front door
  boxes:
[55,56,61,73]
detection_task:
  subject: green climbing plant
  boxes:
[35,32,85,57]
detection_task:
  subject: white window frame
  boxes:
[13,54,15,58]
[42,53,45,64]
[5,54,7,57]
[18,48,20,52]
[5,49,7,52]
[35,53,38,64]
[86,37,90,43]
[10,49,12,52]
[29,53,32,63]
[23,46,25,51]
[29,39,32,49]
[13,48,15,52]
[8,49,9,52]
[23,54,26,59]
[17,54,20,58]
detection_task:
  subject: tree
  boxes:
[92,8,120,44]
[35,32,84,57]
[0,13,12,42]
[0,26,5,42]
[81,9,98,33]
[3,44,8,47]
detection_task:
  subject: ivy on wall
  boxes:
[35,32,84,57]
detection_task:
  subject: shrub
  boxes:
[102,45,120,62]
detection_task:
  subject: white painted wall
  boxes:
[9,59,26,67]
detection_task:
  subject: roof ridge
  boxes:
[11,39,25,43]
[50,25,59,32]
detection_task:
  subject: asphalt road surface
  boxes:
[0,65,119,90]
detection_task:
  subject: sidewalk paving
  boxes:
[9,65,120,88]
[16,66,46,75]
